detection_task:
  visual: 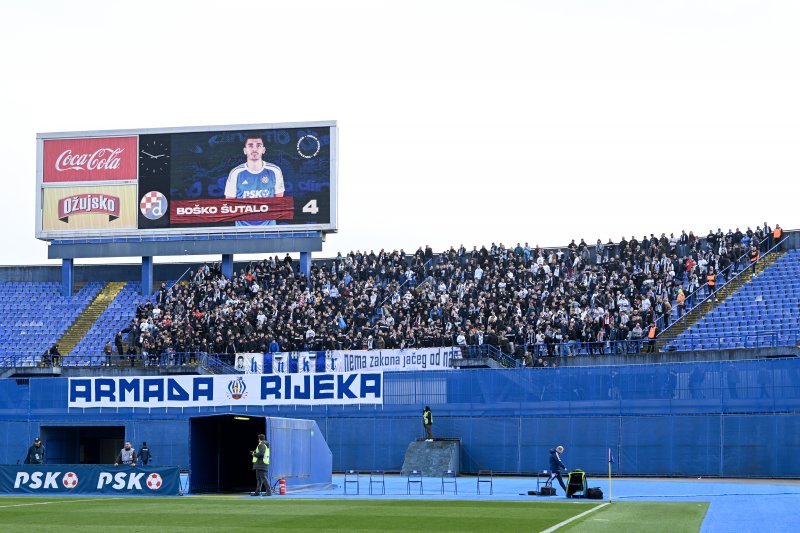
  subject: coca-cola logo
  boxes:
[42,137,137,183]
[55,148,125,172]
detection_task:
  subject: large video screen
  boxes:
[36,122,337,240]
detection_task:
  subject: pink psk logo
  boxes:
[140,191,168,220]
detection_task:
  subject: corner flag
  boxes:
[608,447,614,502]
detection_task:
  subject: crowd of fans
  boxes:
[116,223,782,364]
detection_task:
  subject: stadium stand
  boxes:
[0,223,786,366]
[68,282,142,364]
[97,224,778,364]
[666,249,800,352]
[0,281,103,363]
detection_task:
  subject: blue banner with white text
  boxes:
[68,372,383,408]
[0,465,180,496]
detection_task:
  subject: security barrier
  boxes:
[0,465,180,495]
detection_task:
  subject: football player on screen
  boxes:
[224,135,285,226]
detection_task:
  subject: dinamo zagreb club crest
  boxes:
[139,191,168,220]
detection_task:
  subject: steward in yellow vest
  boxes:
[423,406,433,440]
[251,434,271,496]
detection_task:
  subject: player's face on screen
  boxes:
[244,138,266,161]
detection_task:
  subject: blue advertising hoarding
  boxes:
[0,465,181,496]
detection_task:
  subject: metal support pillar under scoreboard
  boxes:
[141,256,153,296]
[300,252,311,278]
[222,254,234,280]
[61,258,74,298]
[47,232,324,290]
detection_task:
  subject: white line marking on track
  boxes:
[0,498,120,509]
[540,502,610,533]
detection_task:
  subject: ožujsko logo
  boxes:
[58,194,121,223]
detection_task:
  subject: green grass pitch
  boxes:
[0,497,708,532]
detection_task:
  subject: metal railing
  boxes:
[459,344,520,368]
[658,236,788,341]
[3,326,798,372]
[165,267,192,293]
[0,352,202,369]
[516,326,800,357]
[660,329,800,352]
[523,340,647,357]
[199,353,237,374]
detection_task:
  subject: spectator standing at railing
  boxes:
[595,328,606,355]
[773,224,783,251]
[630,324,643,354]
[706,230,717,252]
[749,246,760,277]
[456,329,467,354]
[103,342,113,366]
[46,344,60,367]
[645,322,658,353]
[660,296,672,327]
[115,330,124,356]
[753,227,766,253]
[760,222,772,252]
[126,344,137,367]
[706,266,717,301]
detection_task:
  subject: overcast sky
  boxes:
[1,1,798,266]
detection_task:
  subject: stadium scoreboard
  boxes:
[36,121,337,240]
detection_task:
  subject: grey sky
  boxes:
[1,1,797,265]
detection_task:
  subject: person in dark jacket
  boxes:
[114,441,137,467]
[138,442,152,465]
[46,344,61,367]
[115,331,125,355]
[251,434,271,496]
[547,445,567,493]
[25,437,45,464]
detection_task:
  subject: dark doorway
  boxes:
[40,426,125,464]
[190,415,266,493]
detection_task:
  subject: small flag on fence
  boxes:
[608,448,615,464]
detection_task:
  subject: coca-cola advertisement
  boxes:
[43,137,137,183]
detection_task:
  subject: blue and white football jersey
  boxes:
[224,162,285,226]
